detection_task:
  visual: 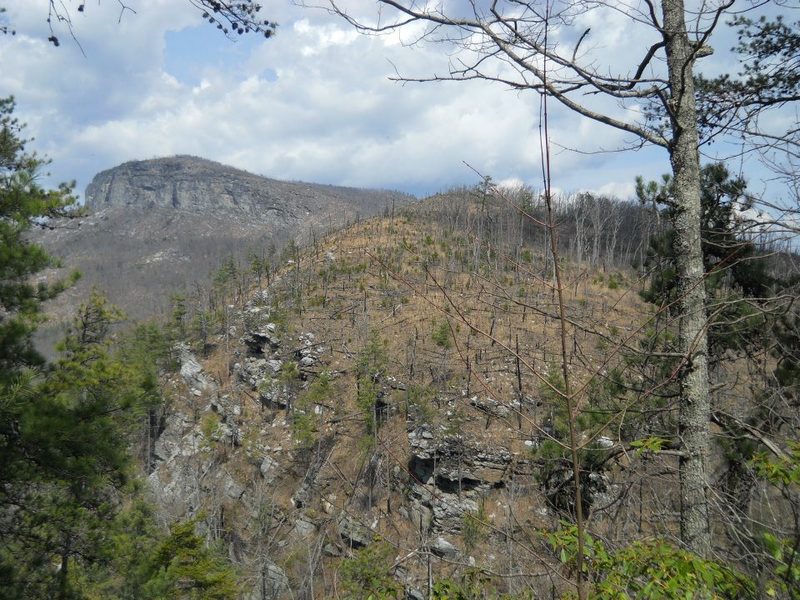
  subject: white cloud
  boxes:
[0,0,680,200]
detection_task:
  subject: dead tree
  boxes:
[318,0,786,560]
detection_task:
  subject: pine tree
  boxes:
[0,96,78,378]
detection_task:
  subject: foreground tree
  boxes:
[323,0,762,560]
[0,1,277,47]
[0,95,78,519]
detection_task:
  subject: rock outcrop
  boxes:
[34,155,414,353]
[84,155,408,226]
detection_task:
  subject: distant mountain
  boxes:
[35,155,415,347]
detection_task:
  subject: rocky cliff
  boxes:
[35,156,414,350]
[85,155,406,223]
[140,211,642,599]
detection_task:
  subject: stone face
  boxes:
[406,415,532,533]
[337,514,374,548]
[35,155,415,346]
[85,156,409,219]
[260,456,279,482]
[430,536,459,559]
[178,344,215,393]
[244,560,290,600]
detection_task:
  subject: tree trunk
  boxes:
[662,0,711,558]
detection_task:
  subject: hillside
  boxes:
[141,193,702,598]
[10,172,798,598]
[34,156,415,349]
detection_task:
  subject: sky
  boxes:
[0,0,781,201]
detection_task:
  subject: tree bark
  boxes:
[661,0,712,558]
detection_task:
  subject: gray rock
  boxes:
[409,503,433,532]
[244,560,290,600]
[294,516,317,537]
[430,536,459,559]
[222,472,245,500]
[260,456,279,482]
[178,345,215,393]
[406,588,426,600]
[469,395,510,418]
[337,514,374,548]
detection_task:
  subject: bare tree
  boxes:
[319,0,765,558]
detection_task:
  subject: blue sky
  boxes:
[0,1,786,203]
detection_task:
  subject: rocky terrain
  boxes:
[34,156,414,349]
[141,209,653,599]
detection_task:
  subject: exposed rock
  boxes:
[337,513,374,549]
[35,156,415,349]
[469,395,510,418]
[221,471,246,500]
[291,437,335,509]
[243,330,281,356]
[245,560,290,600]
[85,155,411,220]
[293,515,317,538]
[178,345,215,393]
[408,428,512,492]
[406,588,426,600]
[260,456,279,482]
[430,536,459,559]
[406,418,533,533]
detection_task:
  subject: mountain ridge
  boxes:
[35,155,416,350]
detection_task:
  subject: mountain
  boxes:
[35,155,415,347]
[22,180,796,597]
[141,196,655,599]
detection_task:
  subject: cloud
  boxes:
[0,0,677,200]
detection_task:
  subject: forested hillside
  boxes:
[3,0,800,597]
[6,87,798,597]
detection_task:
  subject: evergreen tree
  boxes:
[0,96,78,377]
[638,163,773,361]
[141,517,239,600]
[0,293,153,598]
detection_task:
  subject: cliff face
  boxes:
[84,156,404,225]
[36,156,414,350]
[141,211,638,600]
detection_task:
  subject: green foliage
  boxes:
[200,412,222,445]
[339,541,400,599]
[773,309,800,402]
[74,496,163,599]
[0,96,78,377]
[279,359,301,383]
[752,444,800,488]
[549,525,756,599]
[629,436,669,456]
[432,319,453,349]
[406,384,435,423]
[637,163,772,359]
[357,374,382,439]
[142,517,239,599]
[432,570,529,599]
[750,445,800,598]
[356,329,389,436]
[461,503,488,552]
[292,371,334,447]
[695,16,800,138]
[169,293,188,338]
[0,292,162,598]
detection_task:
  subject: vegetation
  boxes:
[1,5,799,595]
